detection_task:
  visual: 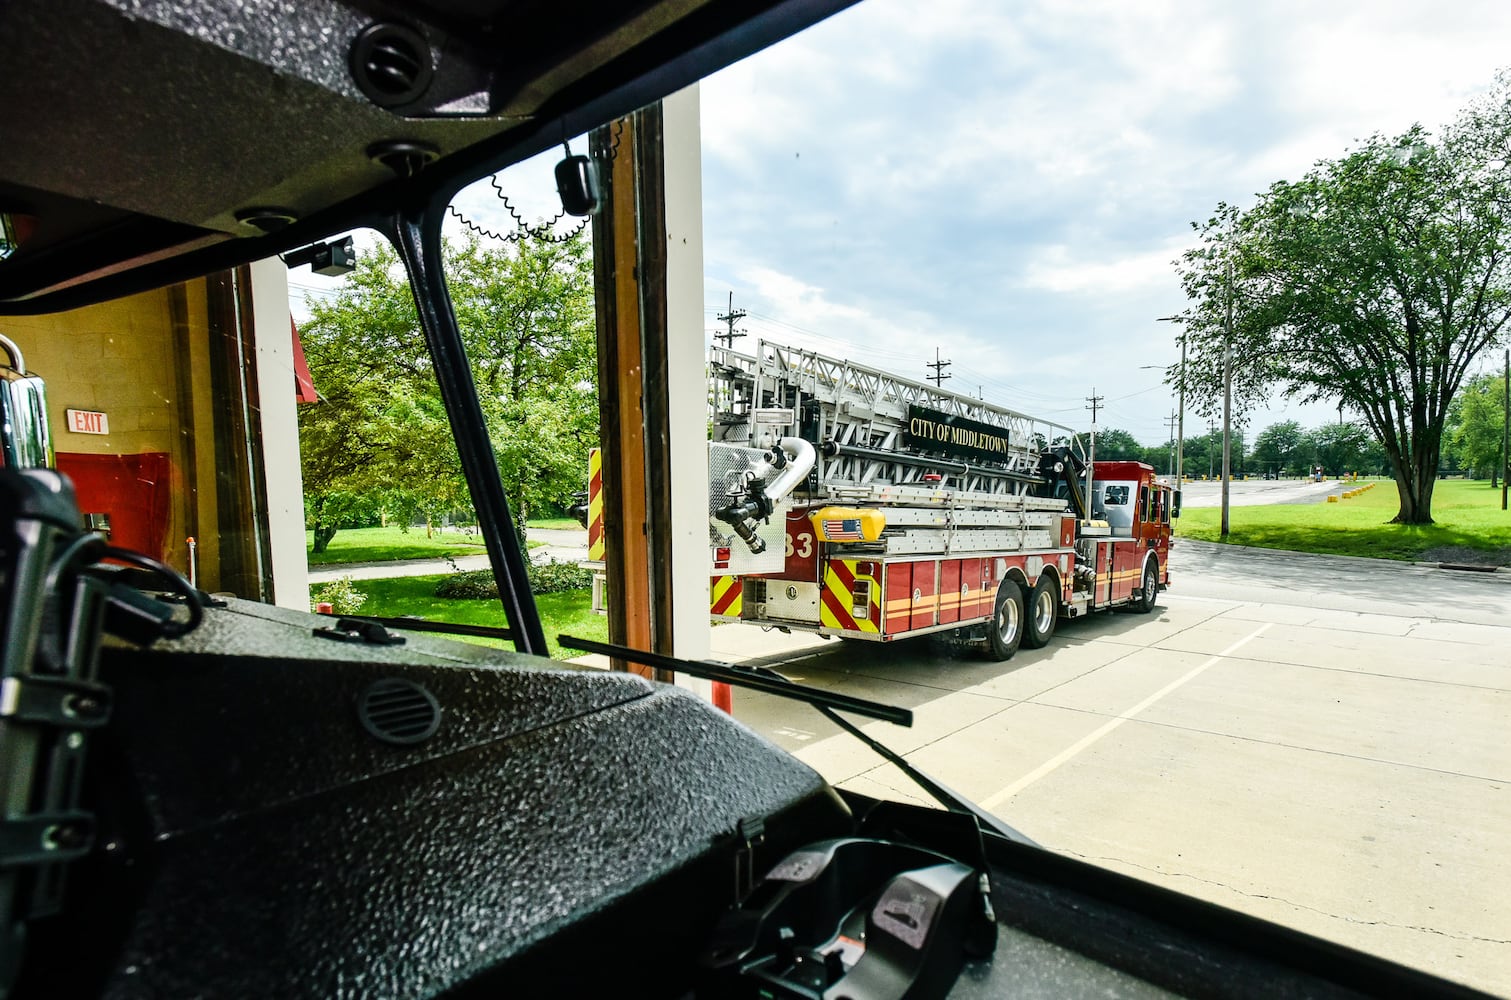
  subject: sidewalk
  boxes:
[308,529,589,584]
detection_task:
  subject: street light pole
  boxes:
[1155,316,1186,490]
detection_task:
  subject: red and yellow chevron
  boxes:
[587,447,605,561]
[820,559,881,633]
[710,575,742,617]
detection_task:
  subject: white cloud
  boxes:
[698,0,1511,443]
[1019,241,1191,296]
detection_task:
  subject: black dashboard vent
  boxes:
[358,678,441,745]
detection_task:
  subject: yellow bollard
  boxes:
[1327,495,1339,503]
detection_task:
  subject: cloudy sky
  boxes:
[692,0,1511,448]
[297,0,1511,450]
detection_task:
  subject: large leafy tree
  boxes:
[298,242,453,552]
[1305,421,1377,478]
[1447,372,1508,483]
[1251,420,1305,476]
[297,231,596,552]
[1176,109,1511,523]
[448,233,598,532]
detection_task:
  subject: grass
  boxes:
[1175,478,1511,562]
[528,517,585,531]
[307,525,488,565]
[354,574,608,659]
[307,524,568,565]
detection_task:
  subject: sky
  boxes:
[292,0,1511,449]
[693,0,1511,447]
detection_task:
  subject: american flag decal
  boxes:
[824,518,864,541]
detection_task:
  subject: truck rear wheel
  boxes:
[1022,575,1058,649]
[1133,557,1159,614]
[987,578,1025,660]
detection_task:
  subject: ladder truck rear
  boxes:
[707,340,1175,660]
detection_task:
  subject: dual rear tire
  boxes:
[1022,576,1058,649]
[987,574,1059,660]
[987,578,1024,660]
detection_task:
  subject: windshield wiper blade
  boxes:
[556,634,910,725]
[556,635,1035,846]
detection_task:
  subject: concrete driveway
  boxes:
[723,545,1511,995]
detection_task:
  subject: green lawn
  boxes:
[529,517,585,531]
[1175,478,1511,562]
[353,574,608,659]
[307,525,556,565]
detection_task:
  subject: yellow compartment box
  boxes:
[809,507,887,542]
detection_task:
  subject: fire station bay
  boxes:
[0,260,312,609]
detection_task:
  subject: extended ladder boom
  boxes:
[709,339,1086,503]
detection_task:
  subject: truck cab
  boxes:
[1085,459,1172,607]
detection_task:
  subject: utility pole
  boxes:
[1085,389,1103,515]
[1208,418,1217,480]
[926,347,952,387]
[714,291,746,348]
[1221,258,1233,538]
[1164,411,1178,477]
[1502,347,1508,511]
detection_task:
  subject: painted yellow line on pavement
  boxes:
[979,622,1273,810]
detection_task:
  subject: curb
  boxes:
[1413,561,1509,576]
[1177,539,1511,582]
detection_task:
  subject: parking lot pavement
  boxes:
[1178,477,1344,507]
[727,594,1511,995]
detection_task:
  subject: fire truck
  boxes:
[708,340,1175,659]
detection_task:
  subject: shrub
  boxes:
[310,577,368,615]
[434,570,497,599]
[528,560,595,594]
[432,560,594,599]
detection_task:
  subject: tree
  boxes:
[448,232,597,537]
[297,231,596,552]
[1176,111,1511,523]
[1140,442,1174,474]
[1308,421,1375,478]
[298,242,452,553]
[1447,372,1509,484]
[1090,428,1144,462]
[1251,420,1305,476]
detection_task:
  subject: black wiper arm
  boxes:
[557,635,910,725]
[556,635,1035,846]
[808,700,1036,847]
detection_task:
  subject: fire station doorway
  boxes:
[0,260,308,608]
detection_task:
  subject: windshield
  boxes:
[683,4,1511,992]
[3,2,1509,996]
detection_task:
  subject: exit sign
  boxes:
[66,409,110,434]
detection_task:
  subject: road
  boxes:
[1177,476,1346,507]
[724,543,1511,995]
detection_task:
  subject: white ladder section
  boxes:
[710,340,1083,504]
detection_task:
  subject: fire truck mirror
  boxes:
[1171,489,1182,519]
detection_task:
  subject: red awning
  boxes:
[291,317,319,404]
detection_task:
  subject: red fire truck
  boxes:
[708,341,1175,659]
